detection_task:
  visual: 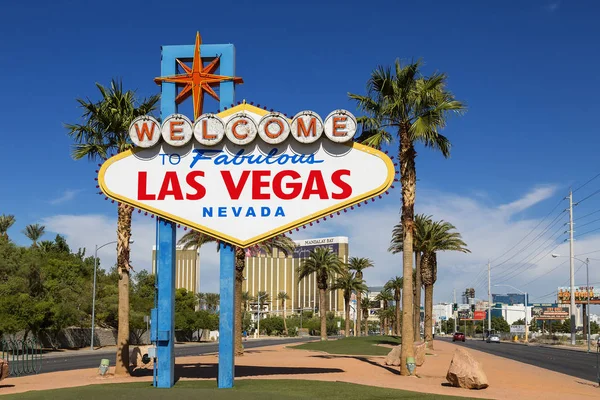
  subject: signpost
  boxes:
[510,325,526,334]
[96,32,395,390]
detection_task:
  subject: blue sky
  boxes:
[1,0,600,308]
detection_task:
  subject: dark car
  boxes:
[452,332,465,342]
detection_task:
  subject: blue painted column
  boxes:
[156,218,176,388]
[155,42,178,389]
[218,243,235,388]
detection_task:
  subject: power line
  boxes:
[576,217,600,230]
[574,226,600,239]
[521,260,568,288]
[489,196,566,266]
[573,172,600,194]
[576,188,600,205]
[574,208,600,222]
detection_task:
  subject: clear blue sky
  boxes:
[1,0,600,304]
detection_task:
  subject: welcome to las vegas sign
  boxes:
[98,103,395,247]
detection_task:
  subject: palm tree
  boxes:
[178,230,295,356]
[204,293,220,313]
[23,224,45,247]
[277,292,290,335]
[0,214,16,241]
[330,270,368,337]
[65,79,159,375]
[348,257,374,336]
[420,219,469,348]
[297,247,344,341]
[375,289,394,335]
[241,291,251,313]
[389,213,430,341]
[361,296,370,335]
[350,60,465,375]
[385,276,403,336]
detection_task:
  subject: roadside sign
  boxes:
[510,325,526,333]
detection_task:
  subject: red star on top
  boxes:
[154,32,244,120]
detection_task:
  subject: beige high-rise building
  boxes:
[243,236,349,317]
[151,245,200,294]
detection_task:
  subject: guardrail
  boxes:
[0,338,42,376]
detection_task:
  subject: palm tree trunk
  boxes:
[319,288,327,341]
[234,248,245,356]
[364,315,368,336]
[424,284,434,349]
[356,292,362,336]
[414,251,422,342]
[282,300,288,336]
[396,294,401,336]
[345,296,350,337]
[115,203,132,376]
[399,129,416,376]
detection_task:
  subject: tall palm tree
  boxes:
[385,276,403,336]
[179,230,295,354]
[204,293,220,313]
[65,79,159,375]
[241,291,251,313]
[361,296,370,335]
[0,214,16,241]
[375,289,394,335]
[23,224,45,247]
[420,219,469,348]
[389,213,430,341]
[330,270,368,337]
[348,257,374,336]
[350,60,465,375]
[277,292,290,335]
[297,247,344,341]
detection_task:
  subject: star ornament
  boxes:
[154,32,244,120]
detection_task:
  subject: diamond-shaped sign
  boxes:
[99,104,394,247]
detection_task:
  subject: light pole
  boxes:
[552,254,591,352]
[91,240,117,350]
[494,284,529,342]
[255,292,268,339]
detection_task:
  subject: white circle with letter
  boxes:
[290,111,323,144]
[225,113,258,145]
[161,114,193,147]
[324,109,356,143]
[129,116,161,148]
[258,112,290,144]
[194,114,225,146]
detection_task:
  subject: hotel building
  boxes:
[243,236,349,316]
[151,245,200,294]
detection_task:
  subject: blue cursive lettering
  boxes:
[189,148,323,168]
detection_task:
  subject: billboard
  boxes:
[458,310,471,320]
[557,286,600,304]
[531,304,569,320]
[473,311,486,320]
[98,105,395,247]
[510,325,526,333]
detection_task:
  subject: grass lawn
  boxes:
[291,335,401,356]
[3,379,477,400]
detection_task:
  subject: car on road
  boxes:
[486,334,500,343]
[452,332,465,342]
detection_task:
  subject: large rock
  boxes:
[414,341,426,366]
[0,358,8,381]
[446,348,489,389]
[130,345,154,370]
[384,345,402,366]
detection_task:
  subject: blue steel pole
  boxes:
[155,43,177,389]
[218,243,235,388]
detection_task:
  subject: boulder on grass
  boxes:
[130,345,154,370]
[0,358,9,381]
[414,341,426,366]
[446,348,489,390]
[384,345,402,366]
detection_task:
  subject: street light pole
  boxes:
[91,240,118,351]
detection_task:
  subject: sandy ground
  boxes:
[1,340,599,399]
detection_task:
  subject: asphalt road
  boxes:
[40,337,314,374]
[440,337,600,383]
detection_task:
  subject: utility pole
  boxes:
[568,190,576,346]
[453,288,457,332]
[488,261,491,334]
[586,258,590,352]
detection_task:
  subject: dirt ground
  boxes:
[1,340,598,399]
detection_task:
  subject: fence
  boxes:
[0,338,42,376]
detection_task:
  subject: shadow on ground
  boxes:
[310,354,400,376]
[131,363,344,382]
[0,385,15,389]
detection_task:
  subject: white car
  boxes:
[486,334,500,343]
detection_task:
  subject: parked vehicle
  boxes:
[486,334,500,343]
[452,332,466,342]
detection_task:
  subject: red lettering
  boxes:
[252,170,271,199]
[170,121,184,141]
[332,116,347,136]
[231,120,248,139]
[157,171,183,200]
[202,119,216,140]
[137,171,156,200]
[134,122,156,141]
[264,118,284,139]
[297,117,317,137]
[331,169,352,199]
[302,171,329,199]
[186,171,206,200]
[273,170,302,200]
[221,171,251,200]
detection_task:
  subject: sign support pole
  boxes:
[218,243,235,388]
